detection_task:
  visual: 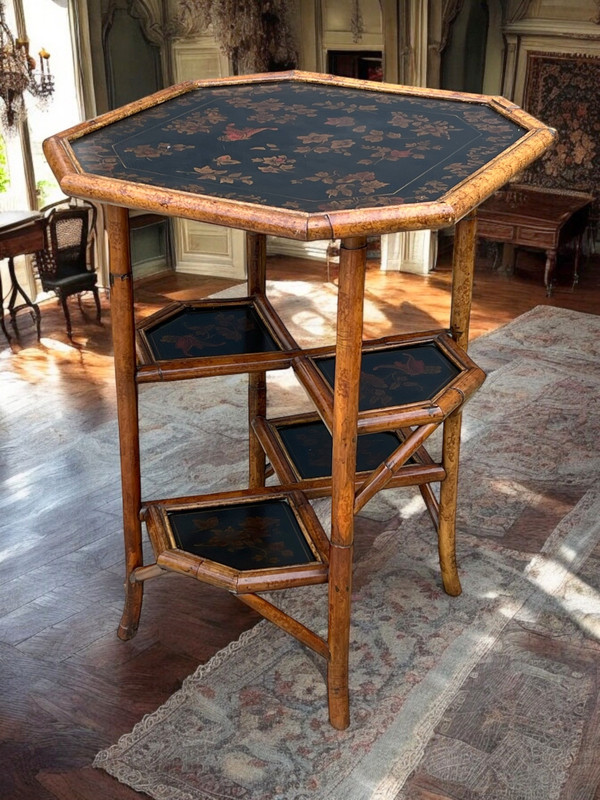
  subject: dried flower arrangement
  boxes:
[172,0,298,74]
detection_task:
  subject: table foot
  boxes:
[440,566,462,597]
[327,681,350,730]
[9,305,41,338]
[7,257,41,339]
[544,249,557,297]
[117,581,144,640]
[1,312,11,342]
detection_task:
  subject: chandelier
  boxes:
[0,0,54,129]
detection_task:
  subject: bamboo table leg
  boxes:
[328,235,367,730]
[449,212,477,351]
[106,205,144,640]
[438,410,463,596]
[438,212,477,597]
[247,232,267,488]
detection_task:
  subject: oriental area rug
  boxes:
[95,302,600,800]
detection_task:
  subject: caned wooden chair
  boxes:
[35,201,101,338]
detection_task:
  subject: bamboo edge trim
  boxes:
[42,72,556,242]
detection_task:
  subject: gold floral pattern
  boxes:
[315,342,460,410]
[71,80,526,212]
[168,499,317,571]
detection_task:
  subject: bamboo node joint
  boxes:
[110,272,132,286]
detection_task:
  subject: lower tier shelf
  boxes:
[253,412,445,494]
[141,487,330,593]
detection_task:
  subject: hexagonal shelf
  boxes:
[142,489,330,593]
[252,412,445,495]
[274,417,415,479]
[296,330,485,433]
[136,297,299,381]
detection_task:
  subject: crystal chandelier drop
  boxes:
[0,0,54,129]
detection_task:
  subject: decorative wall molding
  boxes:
[380,230,437,275]
[504,17,600,40]
[129,0,166,46]
[505,0,534,24]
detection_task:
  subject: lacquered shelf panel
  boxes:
[142,487,330,593]
[293,330,486,433]
[136,296,301,382]
[252,412,446,497]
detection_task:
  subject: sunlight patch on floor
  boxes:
[527,555,600,640]
[39,337,79,353]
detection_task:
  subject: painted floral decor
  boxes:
[168,498,318,571]
[315,341,461,410]
[71,80,525,213]
[144,305,280,360]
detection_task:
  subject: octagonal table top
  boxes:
[43,71,556,241]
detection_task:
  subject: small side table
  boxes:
[477,184,593,294]
[43,71,555,730]
[0,211,43,340]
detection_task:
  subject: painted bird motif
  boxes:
[219,123,277,141]
[374,353,441,377]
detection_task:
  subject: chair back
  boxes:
[36,202,97,284]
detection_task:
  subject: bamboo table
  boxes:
[43,71,554,729]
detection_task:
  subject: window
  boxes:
[0,0,82,212]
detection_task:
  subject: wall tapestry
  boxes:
[522,51,600,218]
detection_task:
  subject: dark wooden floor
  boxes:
[1,247,599,799]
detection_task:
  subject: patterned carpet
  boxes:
[95,303,600,800]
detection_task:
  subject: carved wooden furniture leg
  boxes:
[106,205,144,640]
[0,269,10,341]
[6,254,41,339]
[328,235,367,730]
[544,248,556,296]
[572,233,583,288]
[247,232,268,488]
[438,212,477,597]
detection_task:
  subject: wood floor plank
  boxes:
[37,765,145,800]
